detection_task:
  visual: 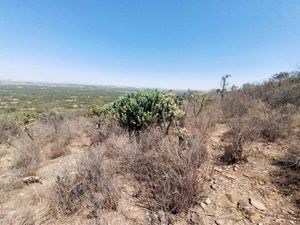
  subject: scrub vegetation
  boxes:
[0,72,299,224]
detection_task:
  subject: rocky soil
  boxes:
[0,124,299,225]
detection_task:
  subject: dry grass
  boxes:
[122,135,207,214]
[1,208,36,225]
[13,142,41,176]
[278,148,300,170]
[243,82,300,107]
[47,144,70,160]
[184,98,222,144]
[221,119,247,164]
[221,92,253,119]
[0,119,21,144]
[50,147,118,216]
[246,104,292,142]
[90,116,123,144]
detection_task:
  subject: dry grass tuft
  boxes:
[90,117,123,144]
[13,142,41,176]
[246,104,292,142]
[278,148,300,170]
[47,145,70,159]
[123,136,207,214]
[50,147,118,216]
[1,208,36,225]
[221,119,247,164]
[0,119,21,144]
[221,92,253,119]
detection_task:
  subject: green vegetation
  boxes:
[0,82,136,123]
[93,89,185,134]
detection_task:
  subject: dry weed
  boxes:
[246,104,292,142]
[50,147,118,216]
[221,118,247,164]
[124,136,206,214]
[0,119,21,144]
[221,92,253,118]
[1,208,36,225]
[13,142,41,176]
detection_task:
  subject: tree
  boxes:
[220,74,231,98]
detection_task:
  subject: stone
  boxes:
[233,165,239,171]
[225,173,235,179]
[189,212,200,224]
[238,200,255,217]
[249,198,266,211]
[210,184,217,190]
[226,193,238,205]
[204,197,212,205]
[214,167,223,172]
[22,176,42,185]
[215,219,225,225]
[158,210,168,225]
[200,202,206,210]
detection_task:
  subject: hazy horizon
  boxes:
[1,1,299,90]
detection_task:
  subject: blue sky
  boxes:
[0,0,299,90]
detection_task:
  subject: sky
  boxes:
[0,0,299,90]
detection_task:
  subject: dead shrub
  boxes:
[221,92,253,118]
[40,113,71,143]
[0,119,21,144]
[279,149,300,170]
[32,112,72,158]
[13,142,41,176]
[136,127,165,152]
[90,117,123,144]
[47,143,70,159]
[245,83,300,107]
[51,147,118,216]
[247,106,292,142]
[124,137,206,214]
[221,119,247,164]
[184,99,222,144]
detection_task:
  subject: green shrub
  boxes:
[92,90,185,134]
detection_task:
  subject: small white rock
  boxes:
[204,197,212,205]
[249,198,266,211]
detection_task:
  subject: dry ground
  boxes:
[0,114,299,225]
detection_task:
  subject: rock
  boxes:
[233,165,239,171]
[126,209,145,222]
[200,202,206,210]
[146,212,158,224]
[225,173,235,179]
[215,219,225,225]
[210,184,217,190]
[22,176,42,185]
[243,173,255,178]
[189,212,200,224]
[214,167,223,173]
[158,210,169,225]
[226,193,238,205]
[237,200,255,218]
[249,198,266,211]
[258,180,265,185]
[204,197,212,205]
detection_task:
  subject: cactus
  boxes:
[184,91,212,116]
[93,90,186,135]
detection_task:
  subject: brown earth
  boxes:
[0,122,299,225]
